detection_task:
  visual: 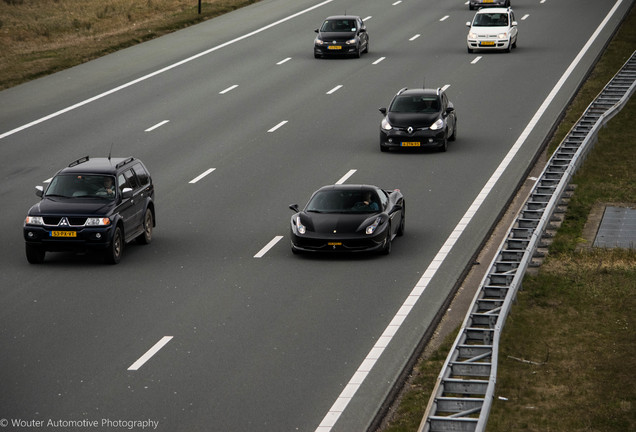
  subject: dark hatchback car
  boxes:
[314,15,369,58]
[289,184,404,255]
[469,0,510,10]
[23,156,155,264]
[379,87,457,152]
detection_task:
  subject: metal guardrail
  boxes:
[418,50,636,432]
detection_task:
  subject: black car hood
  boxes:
[318,31,356,41]
[387,112,439,128]
[29,197,114,216]
[301,212,377,234]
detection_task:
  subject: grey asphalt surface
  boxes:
[0,0,632,431]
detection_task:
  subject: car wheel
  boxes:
[354,46,361,58]
[25,244,45,264]
[381,228,392,255]
[467,47,473,54]
[397,206,405,237]
[439,135,448,152]
[364,40,369,54]
[380,144,389,152]
[314,53,321,59]
[449,121,457,141]
[512,36,517,49]
[137,208,153,245]
[105,225,123,264]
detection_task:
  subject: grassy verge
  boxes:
[381,6,636,432]
[0,0,260,90]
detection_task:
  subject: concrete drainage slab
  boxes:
[593,206,636,249]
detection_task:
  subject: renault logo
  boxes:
[407,126,414,134]
[58,217,70,226]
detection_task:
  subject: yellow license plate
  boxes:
[328,45,342,50]
[483,0,494,3]
[401,142,421,147]
[51,231,76,237]
[328,242,342,246]
[480,41,495,46]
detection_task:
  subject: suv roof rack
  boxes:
[115,157,135,169]
[68,156,90,167]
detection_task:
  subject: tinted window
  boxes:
[133,163,150,186]
[123,169,139,190]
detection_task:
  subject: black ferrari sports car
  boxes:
[289,184,405,254]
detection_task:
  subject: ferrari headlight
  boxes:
[85,217,111,226]
[346,38,356,45]
[498,32,508,40]
[430,118,444,130]
[381,118,392,131]
[25,216,44,225]
[366,217,381,235]
[296,216,306,235]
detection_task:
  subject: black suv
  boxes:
[23,156,155,264]
[379,87,457,152]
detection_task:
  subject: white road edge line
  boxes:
[145,120,169,132]
[315,0,625,430]
[254,236,283,258]
[189,168,216,184]
[336,170,356,185]
[219,84,239,94]
[268,121,288,132]
[0,0,336,141]
[128,336,173,371]
[326,85,343,95]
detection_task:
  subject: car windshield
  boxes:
[390,95,440,113]
[45,174,117,200]
[473,13,508,27]
[321,19,356,32]
[306,190,380,214]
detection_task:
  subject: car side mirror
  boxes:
[446,107,455,114]
[512,21,518,26]
[379,107,387,115]
[35,185,44,197]
[466,21,471,27]
[359,28,366,33]
[315,28,319,33]
[289,204,300,212]
[122,187,133,199]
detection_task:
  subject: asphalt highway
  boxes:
[0,0,632,431]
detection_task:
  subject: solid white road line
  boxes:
[268,121,288,132]
[219,84,239,94]
[189,168,215,184]
[315,0,627,429]
[336,170,356,185]
[128,336,173,371]
[254,236,283,258]
[144,120,169,132]
[0,0,337,141]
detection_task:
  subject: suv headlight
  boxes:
[366,217,381,235]
[25,216,44,225]
[85,217,111,226]
[296,216,306,235]
[430,118,444,130]
[381,118,392,131]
